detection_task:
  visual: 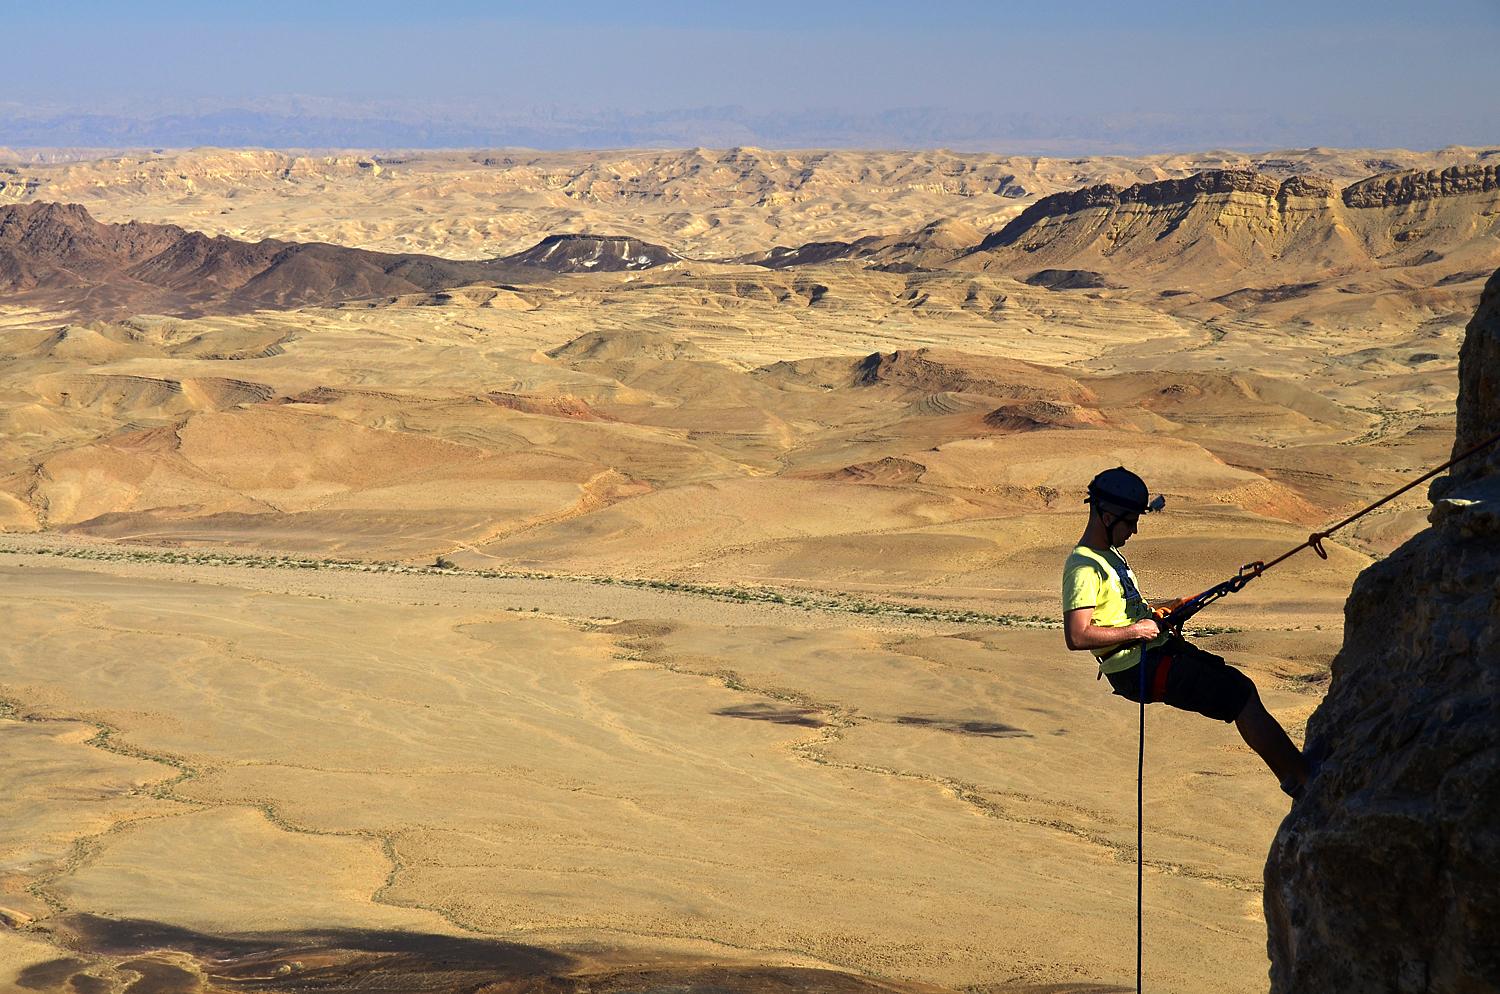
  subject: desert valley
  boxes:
[1,144,1497,993]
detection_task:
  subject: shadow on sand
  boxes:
[893,716,1031,738]
[17,913,1110,994]
[712,704,1032,739]
[20,914,571,993]
[714,703,830,727]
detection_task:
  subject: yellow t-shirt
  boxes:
[1061,544,1167,674]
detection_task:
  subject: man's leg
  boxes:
[1235,692,1308,790]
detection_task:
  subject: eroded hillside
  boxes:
[3,145,1495,258]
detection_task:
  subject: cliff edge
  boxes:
[1264,269,1500,991]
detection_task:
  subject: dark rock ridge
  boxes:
[746,236,882,270]
[502,233,680,272]
[737,219,981,272]
[1343,164,1500,208]
[1022,269,1120,291]
[852,348,1095,404]
[829,456,927,485]
[0,202,205,290]
[983,399,1106,431]
[0,202,550,319]
[1264,268,1500,992]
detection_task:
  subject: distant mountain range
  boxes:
[3,104,1495,154]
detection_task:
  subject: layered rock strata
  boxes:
[978,170,1331,251]
[1264,269,1500,991]
[960,164,1500,287]
[1343,164,1500,208]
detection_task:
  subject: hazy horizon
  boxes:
[3,1,1497,152]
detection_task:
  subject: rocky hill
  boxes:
[739,219,982,271]
[1264,268,1500,991]
[0,202,546,319]
[960,164,1500,289]
[851,348,1094,404]
[501,233,679,272]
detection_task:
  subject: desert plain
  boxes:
[1,145,1497,993]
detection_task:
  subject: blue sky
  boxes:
[3,1,1497,150]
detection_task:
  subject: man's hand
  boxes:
[1065,607,1160,651]
[1151,596,1191,618]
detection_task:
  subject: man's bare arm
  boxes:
[1063,606,1160,651]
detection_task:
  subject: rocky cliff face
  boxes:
[1264,269,1500,992]
[977,170,1333,251]
[987,166,1499,249]
[962,164,1500,291]
[1343,164,1500,209]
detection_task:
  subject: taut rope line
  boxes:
[1245,425,1500,578]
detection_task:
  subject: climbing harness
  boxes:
[1118,425,1500,994]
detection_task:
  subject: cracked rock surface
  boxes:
[1265,268,1500,992]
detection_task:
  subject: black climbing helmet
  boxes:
[1086,466,1164,516]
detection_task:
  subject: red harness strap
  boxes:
[1150,653,1175,703]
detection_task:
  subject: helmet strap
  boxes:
[1105,512,1126,548]
[1096,506,1132,548]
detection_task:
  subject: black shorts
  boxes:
[1105,637,1256,723]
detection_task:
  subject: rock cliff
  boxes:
[1343,164,1500,209]
[1264,268,1500,992]
[961,166,1500,289]
[976,170,1332,252]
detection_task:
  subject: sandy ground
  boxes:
[0,544,1334,993]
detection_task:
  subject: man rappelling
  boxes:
[1061,467,1310,799]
